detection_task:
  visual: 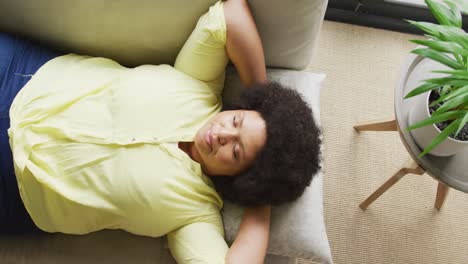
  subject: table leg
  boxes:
[353,118,397,132]
[434,182,450,210]
[360,159,425,210]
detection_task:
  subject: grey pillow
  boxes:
[222,67,332,264]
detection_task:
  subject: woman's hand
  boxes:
[226,205,271,264]
[224,0,267,86]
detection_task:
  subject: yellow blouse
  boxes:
[8,1,229,263]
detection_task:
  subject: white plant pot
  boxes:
[408,91,468,156]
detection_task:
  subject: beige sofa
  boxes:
[0,0,332,263]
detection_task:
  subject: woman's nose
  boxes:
[217,129,238,145]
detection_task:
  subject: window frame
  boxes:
[325,0,468,34]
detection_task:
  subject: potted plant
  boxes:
[405,0,468,157]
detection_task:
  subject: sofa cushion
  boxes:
[249,0,328,70]
[0,0,327,70]
[222,66,332,264]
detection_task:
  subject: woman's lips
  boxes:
[205,129,213,152]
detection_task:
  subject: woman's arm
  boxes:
[226,206,271,264]
[223,0,267,86]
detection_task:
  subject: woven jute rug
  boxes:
[300,21,468,264]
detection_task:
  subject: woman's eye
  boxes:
[233,116,237,127]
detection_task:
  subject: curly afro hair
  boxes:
[210,81,322,207]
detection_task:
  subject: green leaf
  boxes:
[419,118,461,157]
[407,111,461,131]
[431,84,468,105]
[407,21,445,39]
[437,27,468,49]
[455,112,468,136]
[410,39,468,57]
[445,0,468,15]
[434,94,468,114]
[405,82,441,99]
[443,0,463,27]
[433,69,468,78]
[407,21,468,48]
[425,0,462,27]
[411,48,464,69]
[441,84,455,97]
[425,77,468,86]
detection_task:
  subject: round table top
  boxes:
[395,53,468,193]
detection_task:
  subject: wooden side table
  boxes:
[355,54,468,210]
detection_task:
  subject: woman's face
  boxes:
[192,110,267,176]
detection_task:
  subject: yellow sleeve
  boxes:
[174,1,228,88]
[168,222,228,264]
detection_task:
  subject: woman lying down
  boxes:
[0,0,321,263]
